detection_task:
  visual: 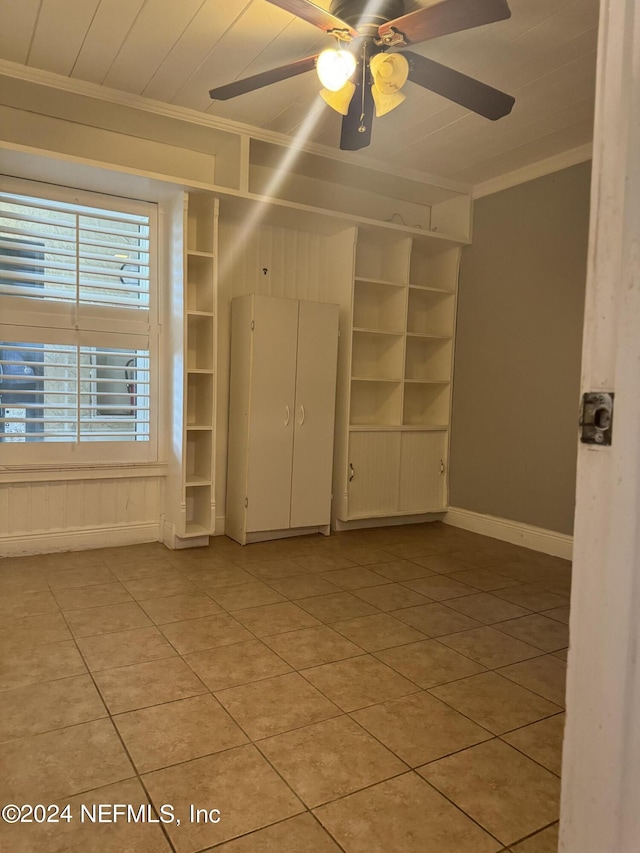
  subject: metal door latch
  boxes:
[580,392,614,445]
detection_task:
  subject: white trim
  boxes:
[334,512,445,532]
[444,506,573,560]
[0,521,161,557]
[0,59,470,197]
[0,463,167,484]
[472,143,593,199]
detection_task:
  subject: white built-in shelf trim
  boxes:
[186,368,214,375]
[187,310,215,318]
[186,425,213,431]
[408,284,455,294]
[351,377,402,383]
[187,250,215,259]
[352,327,404,337]
[404,379,451,385]
[406,332,453,340]
[354,277,407,288]
[349,424,449,432]
[183,523,211,537]
[185,477,211,487]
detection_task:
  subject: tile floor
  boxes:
[0,522,570,852]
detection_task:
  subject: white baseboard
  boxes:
[444,507,573,560]
[0,522,162,557]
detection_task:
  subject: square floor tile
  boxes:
[263,625,363,669]
[353,583,431,612]
[294,553,358,572]
[448,569,519,591]
[410,554,478,575]
[114,693,248,773]
[419,739,560,846]
[438,626,543,668]
[143,744,304,852]
[138,593,223,624]
[494,585,569,612]
[122,573,200,601]
[402,575,477,601]
[303,655,419,712]
[212,813,342,852]
[314,772,500,853]
[77,626,176,672]
[320,566,390,590]
[216,672,341,739]
[0,777,173,853]
[258,715,405,807]
[0,612,71,648]
[0,674,106,742]
[65,602,153,638]
[184,640,292,691]
[502,713,565,775]
[445,593,532,624]
[541,606,570,624]
[267,574,340,599]
[368,560,435,582]
[208,582,287,611]
[498,655,567,707]
[429,672,562,734]
[160,614,253,654]
[233,601,321,636]
[392,602,483,637]
[45,565,116,590]
[243,559,308,582]
[352,691,492,766]
[0,640,87,692]
[187,565,255,589]
[94,657,207,714]
[495,615,569,652]
[337,547,396,565]
[509,823,559,852]
[331,613,426,652]
[0,589,60,619]
[0,718,133,802]
[297,592,379,623]
[375,639,486,688]
[54,582,133,611]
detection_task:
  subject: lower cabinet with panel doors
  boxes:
[226,293,340,544]
[346,429,447,520]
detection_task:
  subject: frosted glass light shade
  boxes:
[317,49,357,92]
[320,81,356,115]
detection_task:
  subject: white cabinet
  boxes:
[226,294,339,544]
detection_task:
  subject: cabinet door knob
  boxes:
[349,463,355,482]
[299,405,305,425]
[284,405,290,426]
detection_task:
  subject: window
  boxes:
[0,179,158,464]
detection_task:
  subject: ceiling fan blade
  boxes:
[403,50,514,120]
[209,55,318,100]
[340,63,374,151]
[264,0,359,38]
[379,0,511,46]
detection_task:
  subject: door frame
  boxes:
[560,0,640,849]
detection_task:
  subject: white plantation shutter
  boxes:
[0,179,157,464]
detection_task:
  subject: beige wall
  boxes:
[449,162,591,535]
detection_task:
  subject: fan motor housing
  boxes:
[330,0,406,28]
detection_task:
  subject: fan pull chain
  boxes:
[358,45,367,133]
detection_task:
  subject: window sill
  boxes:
[0,461,168,484]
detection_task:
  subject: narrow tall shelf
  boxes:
[182,193,218,539]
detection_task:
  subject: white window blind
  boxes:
[0,179,158,464]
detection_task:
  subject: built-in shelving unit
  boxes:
[182,193,218,539]
[334,227,462,524]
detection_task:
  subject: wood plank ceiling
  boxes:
[0,0,598,185]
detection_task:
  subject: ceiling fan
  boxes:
[209,0,516,151]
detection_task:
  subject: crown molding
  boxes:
[472,143,593,199]
[0,59,471,196]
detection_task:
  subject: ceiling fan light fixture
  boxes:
[370,52,409,94]
[316,48,357,91]
[371,86,406,117]
[320,80,356,115]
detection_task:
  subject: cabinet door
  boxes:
[290,301,339,528]
[347,431,401,518]
[246,296,298,532]
[398,431,447,512]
